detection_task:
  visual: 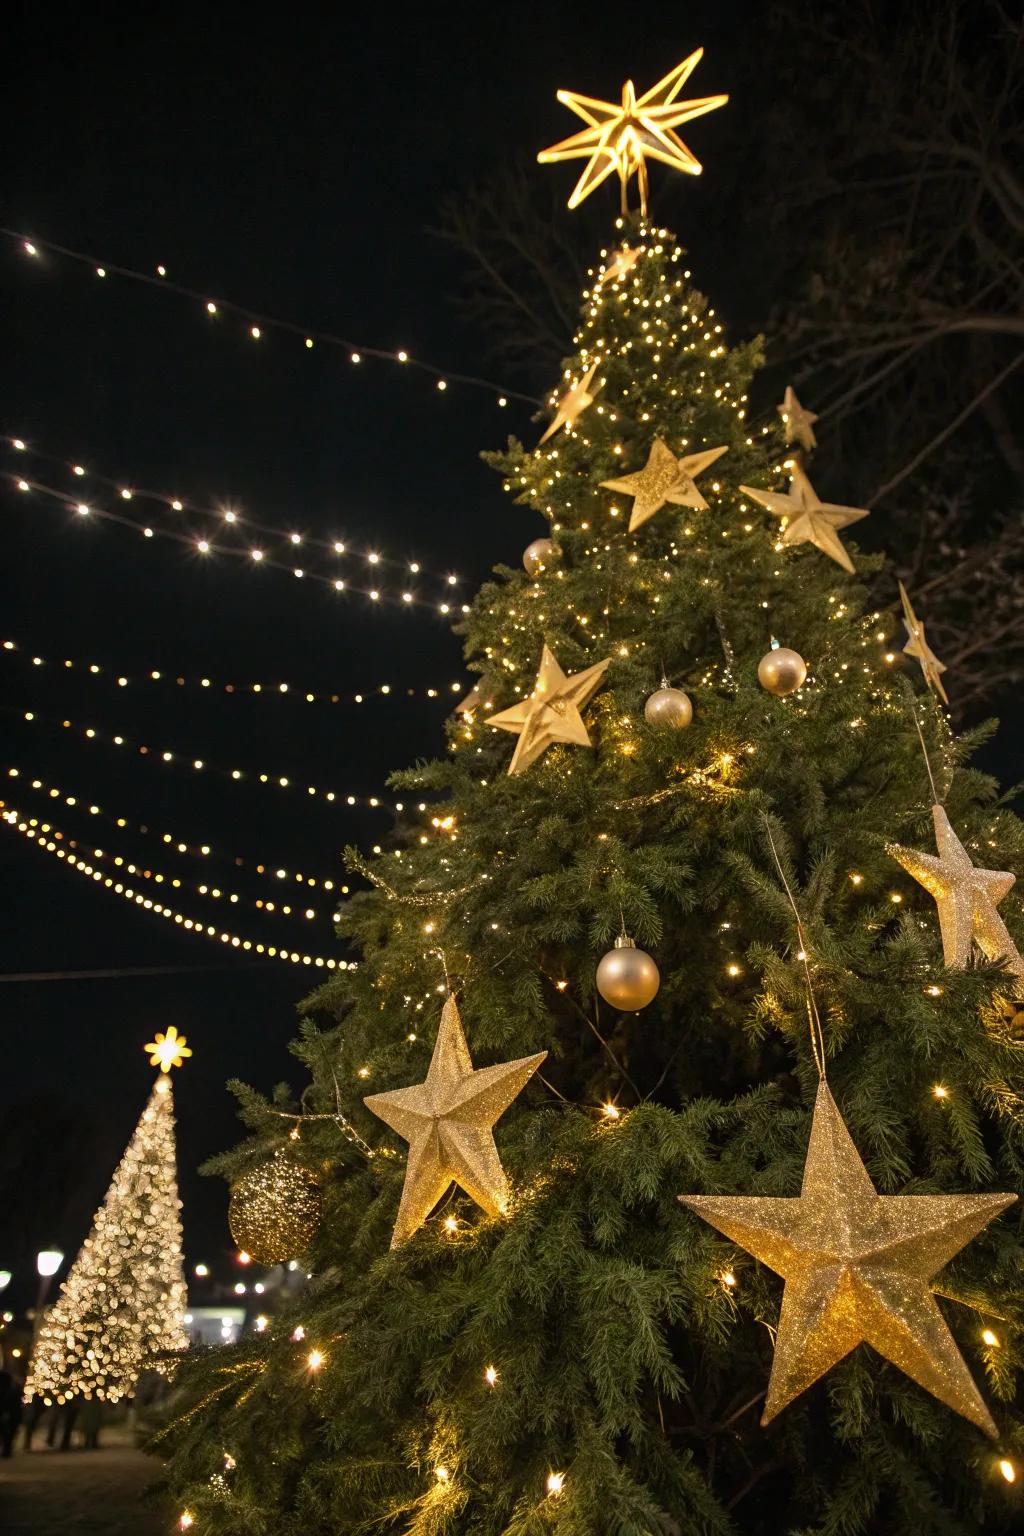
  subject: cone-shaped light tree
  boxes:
[26,1029,190,1405]
[160,60,1024,1536]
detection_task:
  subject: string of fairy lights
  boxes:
[1,637,465,709]
[8,475,474,617]
[0,800,347,970]
[4,226,538,407]
[11,703,401,809]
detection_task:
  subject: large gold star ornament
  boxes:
[144,1025,192,1073]
[487,643,611,776]
[364,995,546,1248]
[539,361,602,445]
[601,437,728,531]
[740,465,869,574]
[899,582,949,705]
[889,804,1024,980]
[538,50,728,217]
[777,385,818,452]
[681,1080,1014,1434]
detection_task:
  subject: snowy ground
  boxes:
[0,1428,170,1535]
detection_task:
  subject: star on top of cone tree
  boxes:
[537,49,728,217]
[600,437,728,531]
[539,361,602,444]
[681,1079,1014,1435]
[777,385,818,452]
[363,994,546,1248]
[899,582,949,705]
[889,804,1024,980]
[740,464,869,574]
[487,643,611,776]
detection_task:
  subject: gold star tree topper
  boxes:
[487,643,611,776]
[539,360,602,444]
[777,385,818,452]
[740,464,869,574]
[144,1025,192,1073]
[601,437,728,531]
[681,1080,1014,1434]
[899,582,949,705]
[538,50,728,217]
[364,994,546,1248]
[889,804,1024,980]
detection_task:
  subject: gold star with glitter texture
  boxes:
[777,385,818,452]
[740,464,869,574]
[681,1079,1014,1434]
[538,50,728,217]
[538,361,602,444]
[899,582,949,705]
[487,643,611,776]
[889,804,1024,979]
[364,994,546,1248]
[601,437,728,531]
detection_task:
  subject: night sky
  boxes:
[1,5,1011,1301]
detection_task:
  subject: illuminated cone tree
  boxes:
[26,1032,189,1406]
[161,121,1024,1536]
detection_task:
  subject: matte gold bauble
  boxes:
[644,684,693,729]
[596,935,661,1011]
[523,538,558,577]
[228,1150,322,1265]
[758,646,807,697]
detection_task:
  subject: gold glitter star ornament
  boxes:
[487,643,611,775]
[538,50,728,217]
[539,361,602,444]
[740,465,869,574]
[777,385,818,452]
[889,804,1024,980]
[601,437,728,531]
[364,995,546,1248]
[899,582,949,705]
[681,1080,1014,1434]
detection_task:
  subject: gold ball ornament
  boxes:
[757,646,807,697]
[596,934,661,1011]
[523,537,557,577]
[644,683,693,729]
[228,1150,322,1265]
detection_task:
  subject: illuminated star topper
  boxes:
[538,50,728,217]
[144,1025,193,1073]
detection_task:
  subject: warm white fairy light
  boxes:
[484,1364,498,1386]
[999,1459,1016,1483]
[1,803,346,970]
[546,1472,565,1497]
[981,1328,1000,1347]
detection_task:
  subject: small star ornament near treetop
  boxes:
[538,49,728,217]
[487,643,611,775]
[777,385,818,452]
[740,464,869,574]
[539,361,602,444]
[889,804,1024,981]
[600,437,728,531]
[681,1079,1014,1434]
[364,994,546,1248]
[597,245,641,288]
[899,581,949,705]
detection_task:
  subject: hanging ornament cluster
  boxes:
[758,644,807,697]
[681,1079,1015,1434]
[228,1148,323,1265]
[596,932,661,1011]
[522,537,558,577]
[364,994,546,1248]
[644,679,693,728]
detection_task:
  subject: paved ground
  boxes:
[0,1428,171,1535]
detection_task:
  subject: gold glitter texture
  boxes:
[487,643,611,776]
[600,437,728,531]
[681,1080,1014,1434]
[364,994,546,1248]
[890,804,1024,979]
[740,464,869,574]
[777,385,818,452]
[228,1149,323,1265]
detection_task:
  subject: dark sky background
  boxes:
[0,3,1013,1303]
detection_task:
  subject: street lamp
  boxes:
[34,1248,64,1337]
[0,1271,11,1293]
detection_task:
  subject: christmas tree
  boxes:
[159,58,1023,1534]
[26,1029,190,1406]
